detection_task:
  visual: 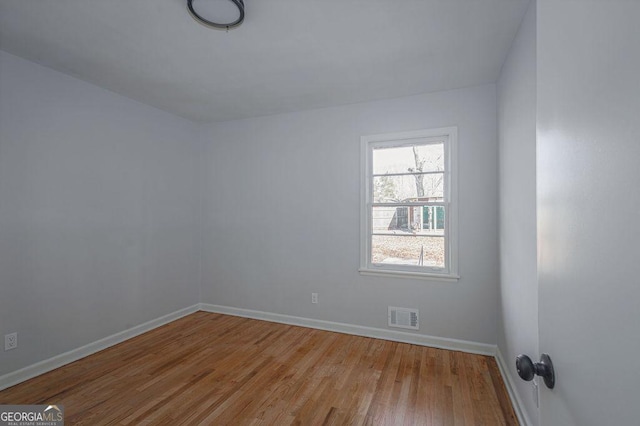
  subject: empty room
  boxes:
[1,0,638,425]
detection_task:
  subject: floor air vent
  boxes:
[388,306,419,330]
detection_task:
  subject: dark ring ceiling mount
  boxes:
[187,0,245,30]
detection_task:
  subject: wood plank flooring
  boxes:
[0,312,518,425]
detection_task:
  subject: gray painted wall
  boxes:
[497,3,539,425]
[200,85,500,345]
[0,51,202,375]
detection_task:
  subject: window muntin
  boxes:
[361,128,458,280]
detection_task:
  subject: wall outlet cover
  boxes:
[5,332,18,351]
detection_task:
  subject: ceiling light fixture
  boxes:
[187,0,244,30]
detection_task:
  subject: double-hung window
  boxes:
[360,127,458,280]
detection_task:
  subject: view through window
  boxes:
[361,128,458,279]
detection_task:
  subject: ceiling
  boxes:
[0,0,529,123]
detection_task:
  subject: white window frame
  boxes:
[359,127,459,281]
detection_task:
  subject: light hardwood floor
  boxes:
[0,312,518,425]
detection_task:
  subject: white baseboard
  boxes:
[0,304,200,392]
[495,347,533,426]
[199,303,496,356]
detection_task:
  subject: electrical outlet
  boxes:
[5,332,17,351]
[311,293,318,304]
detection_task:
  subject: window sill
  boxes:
[359,268,460,282]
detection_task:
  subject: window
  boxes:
[360,127,458,280]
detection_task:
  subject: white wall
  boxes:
[200,85,500,345]
[0,51,202,375]
[497,3,539,425]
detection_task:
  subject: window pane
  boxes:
[372,205,446,235]
[373,173,444,202]
[371,235,445,269]
[373,143,444,175]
